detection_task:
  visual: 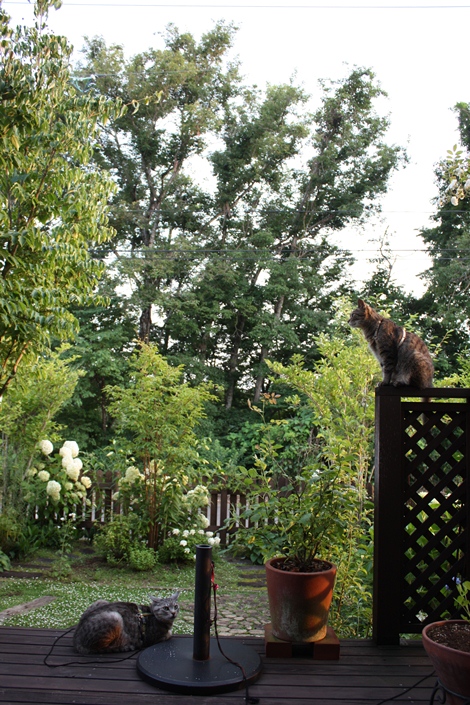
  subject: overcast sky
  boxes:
[4,0,470,295]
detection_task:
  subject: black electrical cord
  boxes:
[43,627,139,668]
[211,561,260,704]
[375,670,436,705]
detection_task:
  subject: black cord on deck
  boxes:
[375,670,436,705]
[211,561,260,704]
[44,627,139,668]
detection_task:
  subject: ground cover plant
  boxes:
[0,544,241,632]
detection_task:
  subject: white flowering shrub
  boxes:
[22,440,92,522]
[110,458,211,551]
[158,520,221,563]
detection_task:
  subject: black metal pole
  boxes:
[193,544,212,661]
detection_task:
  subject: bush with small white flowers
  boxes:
[22,440,92,522]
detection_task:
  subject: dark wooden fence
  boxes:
[374,387,470,645]
[87,473,248,545]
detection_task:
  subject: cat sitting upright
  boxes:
[73,592,180,654]
[348,299,434,390]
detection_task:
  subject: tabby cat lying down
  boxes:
[73,592,180,654]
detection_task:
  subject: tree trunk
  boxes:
[225,313,245,410]
[253,295,285,404]
[139,305,152,343]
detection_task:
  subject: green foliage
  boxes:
[49,517,78,578]
[455,580,470,621]
[93,514,143,565]
[75,25,405,411]
[128,546,158,572]
[416,103,470,368]
[0,347,82,504]
[0,5,123,394]
[0,506,22,554]
[0,550,11,571]
[226,317,376,633]
[105,343,215,548]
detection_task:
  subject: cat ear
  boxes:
[358,299,366,308]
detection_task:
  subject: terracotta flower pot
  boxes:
[422,620,470,705]
[265,556,337,643]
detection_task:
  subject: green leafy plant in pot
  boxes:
[228,391,361,643]
[422,580,470,705]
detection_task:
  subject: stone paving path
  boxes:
[178,559,270,637]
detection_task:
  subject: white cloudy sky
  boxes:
[4,0,470,295]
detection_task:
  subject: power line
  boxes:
[4,1,470,7]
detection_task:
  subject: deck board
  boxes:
[0,627,436,704]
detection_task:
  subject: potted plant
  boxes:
[422,580,470,705]
[262,453,356,643]
[228,392,362,644]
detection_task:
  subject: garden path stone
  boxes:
[178,590,270,637]
[0,596,56,624]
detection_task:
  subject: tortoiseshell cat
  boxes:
[73,592,180,654]
[348,299,434,390]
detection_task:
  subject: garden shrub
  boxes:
[128,546,158,571]
[93,514,143,565]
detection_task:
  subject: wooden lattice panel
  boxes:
[401,404,466,631]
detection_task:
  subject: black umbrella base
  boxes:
[137,636,262,695]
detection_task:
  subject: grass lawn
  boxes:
[0,544,247,632]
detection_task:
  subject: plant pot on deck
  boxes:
[422,620,470,705]
[265,556,337,643]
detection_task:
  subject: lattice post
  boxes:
[373,389,403,645]
[374,387,470,645]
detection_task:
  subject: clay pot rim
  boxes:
[265,556,337,576]
[422,619,470,656]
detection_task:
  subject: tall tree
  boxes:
[419,103,470,371]
[77,34,404,411]
[76,24,241,343]
[180,68,404,406]
[0,2,122,396]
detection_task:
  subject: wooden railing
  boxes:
[374,387,470,645]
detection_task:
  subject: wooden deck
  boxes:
[0,627,436,704]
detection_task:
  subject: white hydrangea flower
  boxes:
[39,440,53,456]
[198,529,205,535]
[112,492,120,501]
[199,515,210,528]
[184,547,190,554]
[180,540,188,547]
[81,476,92,489]
[72,457,83,473]
[26,468,37,478]
[62,441,79,458]
[65,482,73,491]
[66,467,80,482]
[205,531,214,538]
[172,528,180,535]
[451,195,459,206]
[124,466,143,483]
[62,455,74,470]
[46,480,61,500]
[182,530,190,537]
[38,470,50,482]
[189,529,195,535]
